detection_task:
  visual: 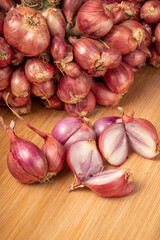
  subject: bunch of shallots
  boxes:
[2,106,159,198]
[0,0,160,117]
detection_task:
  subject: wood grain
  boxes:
[0,66,160,240]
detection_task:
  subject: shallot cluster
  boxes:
[1,107,159,198]
[0,0,159,117]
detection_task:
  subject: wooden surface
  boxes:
[0,66,160,240]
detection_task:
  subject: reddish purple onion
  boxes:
[0,37,14,67]
[43,93,64,110]
[51,35,66,61]
[93,116,120,139]
[0,66,13,91]
[51,117,96,150]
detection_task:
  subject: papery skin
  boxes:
[0,37,14,67]
[0,66,13,91]
[4,6,50,56]
[83,169,135,198]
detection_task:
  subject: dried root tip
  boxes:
[39,172,57,183]
[68,180,84,192]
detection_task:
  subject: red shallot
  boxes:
[104,62,134,94]
[83,169,135,198]
[25,58,54,84]
[3,6,50,56]
[51,117,96,150]
[31,79,56,99]
[51,35,66,61]
[67,140,103,186]
[0,0,15,12]
[0,117,48,183]
[140,0,160,23]
[148,45,160,68]
[122,113,160,159]
[155,23,160,42]
[64,91,96,117]
[43,93,64,110]
[41,7,66,39]
[0,37,14,67]
[69,37,121,77]
[3,89,31,107]
[123,50,147,67]
[99,123,129,166]
[91,81,121,106]
[0,66,13,91]
[10,67,31,98]
[69,0,113,39]
[57,72,92,104]
[93,116,120,139]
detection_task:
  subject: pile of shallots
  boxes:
[0,0,160,117]
[0,109,159,198]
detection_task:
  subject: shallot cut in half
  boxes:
[68,0,113,38]
[122,113,160,159]
[83,169,135,198]
[10,67,31,98]
[43,93,64,110]
[67,140,103,190]
[104,62,134,94]
[93,116,120,139]
[69,37,122,77]
[140,0,160,23]
[57,72,92,104]
[0,37,14,67]
[0,116,47,183]
[25,58,54,84]
[41,7,66,39]
[6,106,66,176]
[91,81,121,106]
[64,91,96,117]
[3,6,50,56]
[99,123,129,166]
[51,117,96,150]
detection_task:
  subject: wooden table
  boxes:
[0,66,160,240]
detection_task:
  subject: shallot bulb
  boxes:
[148,46,160,68]
[57,72,92,104]
[93,116,120,139]
[69,0,113,38]
[0,117,48,183]
[10,67,31,98]
[61,0,84,24]
[59,62,82,78]
[104,62,134,94]
[140,0,160,23]
[3,88,31,107]
[67,140,103,188]
[25,58,54,84]
[122,113,160,159]
[3,6,50,56]
[0,37,14,67]
[103,25,137,54]
[141,21,154,47]
[51,117,96,150]
[43,93,64,110]
[11,98,32,115]
[69,37,122,77]
[51,35,66,61]
[99,123,129,166]
[123,50,147,67]
[83,169,135,198]
[64,91,96,117]
[31,79,56,99]
[155,23,160,42]
[41,7,66,39]
[91,81,121,106]
[5,108,66,176]
[0,66,13,91]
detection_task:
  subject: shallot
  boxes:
[0,66,13,91]
[0,37,14,67]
